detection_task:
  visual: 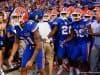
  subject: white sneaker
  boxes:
[9,64,14,69]
[0,69,5,75]
[2,65,8,71]
[75,68,80,75]
[57,68,63,75]
[69,67,74,75]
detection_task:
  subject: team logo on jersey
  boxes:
[65,22,68,25]
[80,24,85,29]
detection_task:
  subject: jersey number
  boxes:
[62,26,68,35]
[75,29,88,37]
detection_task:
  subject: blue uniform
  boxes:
[49,18,59,42]
[54,17,72,58]
[71,20,90,61]
[12,20,44,70]
[49,18,59,56]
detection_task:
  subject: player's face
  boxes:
[60,13,67,20]
[84,15,91,21]
[18,15,25,26]
[72,13,81,21]
[11,15,20,25]
[51,14,57,20]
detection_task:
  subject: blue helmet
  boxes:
[29,10,37,20]
[29,9,44,20]
[35,9,44,20]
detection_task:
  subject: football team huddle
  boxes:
[0,0,100,75]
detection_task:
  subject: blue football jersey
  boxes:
[49,18,59,41]
[22,20,38,46]
[49,18,58,30]
[7,26,15,34]
[71,20,89,42]
[12,20,38,46]
[54,17,72,41]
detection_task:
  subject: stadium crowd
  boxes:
[0,0,100,75]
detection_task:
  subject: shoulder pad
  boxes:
[24,20,38,32]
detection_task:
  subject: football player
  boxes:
[69,8,94,75]
[48,8,74,75]
[49,9,59,69]
[8,7,46,75]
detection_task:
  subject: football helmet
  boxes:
[11,7,28,25]
[84,10,93,21]
[60,7,67,20]
[93,6,100,14]
[71,8,82,21]
[50,9,58,20]
[66,8,71,18]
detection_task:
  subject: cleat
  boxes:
[69,67,74,75]
[57,68,63,75]
[62,64,70,72]
[75,68,81,75]
[53,62,58,70]
[0,69,5,75]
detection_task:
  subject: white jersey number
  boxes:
[75,29,88,37]
[62,26,69,35]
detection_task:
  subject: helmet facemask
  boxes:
[51,14,57,20]
[72,12,82,21]
[60,13,67,20]
[11,14,20,26]
[11,7,28,26]
[83,14,91,21]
